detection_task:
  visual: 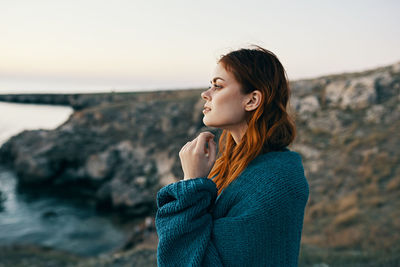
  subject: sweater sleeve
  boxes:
[155,176,308,267]
[155,177,222,266]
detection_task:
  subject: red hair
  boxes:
[207,45,296,196]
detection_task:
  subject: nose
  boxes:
[201,88,211,101]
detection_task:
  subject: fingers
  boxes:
[208,138,217,162]
[180,132,216,159]
[194,132,215,155]
[179,141,192,157]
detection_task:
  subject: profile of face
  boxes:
[201,62,260,138]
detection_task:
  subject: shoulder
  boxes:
[247,147,305,178]
[238,147,309,201]
[220,147,309,218]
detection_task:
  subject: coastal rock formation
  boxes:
[0,243,157,267]
[0,89,213,218]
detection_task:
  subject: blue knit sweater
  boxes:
[155,147,309,266]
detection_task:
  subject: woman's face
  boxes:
[201,62,250,132]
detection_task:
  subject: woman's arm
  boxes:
[156,177,222,266]
[155,174,309,267]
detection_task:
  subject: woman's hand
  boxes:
[179,131,217,180]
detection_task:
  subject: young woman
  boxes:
[155,45,309,266]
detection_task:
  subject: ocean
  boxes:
[0,101,127,256]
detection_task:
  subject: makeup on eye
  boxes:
[208,82,222,90]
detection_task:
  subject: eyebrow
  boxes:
[210,77,225,83]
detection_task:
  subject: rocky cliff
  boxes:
[0,61,399,265]
[0,89,210,218]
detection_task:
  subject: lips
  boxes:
[203,106,211,114]
[203,105,211,111]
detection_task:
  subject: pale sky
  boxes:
[1,0,399,93]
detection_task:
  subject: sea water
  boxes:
[0,101,127,256]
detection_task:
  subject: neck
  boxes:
[229,123,248,145]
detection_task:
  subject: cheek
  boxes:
[214,98,245,119]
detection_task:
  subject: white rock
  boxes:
[307,110,342,134]
[340,76,376,109]
[325,80,348,107]
[365,105,385,123]
[134,176,147,186]
[308,160,323,173]
[298,95,320,114]
[392,61,400,73]
[289,96,301,112]
[86,153,109,180]
[292,143,321,159]
[154,150,177,186]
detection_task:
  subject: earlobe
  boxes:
[245,90,262,111]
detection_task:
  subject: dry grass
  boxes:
[364,131,388,147]
[343,138,361,154]
[333,207,361,228]
[363,182,379,196]
[363,222,400,252]
[357,165,374,182]
[364,196,384,208]
[386,175,400,191]
[324,225,363,248]
[305,201,328,221]
[373,151,394,179]
[337,192,358,212]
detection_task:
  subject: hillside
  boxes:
[290,62,400,264]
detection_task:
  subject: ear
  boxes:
[244,90,262,111]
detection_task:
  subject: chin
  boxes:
[202,117,212,127]
[202,117,219,128]
[202,117,209,126]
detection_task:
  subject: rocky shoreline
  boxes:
[0,243,157,267]
[0,88,213,217]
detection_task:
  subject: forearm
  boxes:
[156,178,221,266]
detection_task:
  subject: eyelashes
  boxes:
[208,84,222,90]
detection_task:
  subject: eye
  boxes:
[208,84,222,90]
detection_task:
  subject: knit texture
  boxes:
[155,147,309,266]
